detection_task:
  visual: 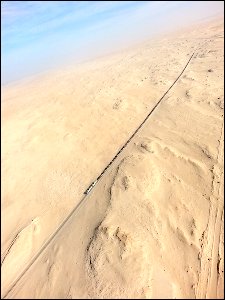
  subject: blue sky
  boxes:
[1,1,224,84]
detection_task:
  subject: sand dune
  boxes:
[1,19,224,298]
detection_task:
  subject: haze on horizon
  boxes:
[1,1,224,85]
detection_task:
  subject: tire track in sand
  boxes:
[196,120,224,299]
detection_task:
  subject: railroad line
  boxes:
[3,51,196,299]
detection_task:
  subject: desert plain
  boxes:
[1,18,224,299]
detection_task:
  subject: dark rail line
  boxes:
[3,51,195,299]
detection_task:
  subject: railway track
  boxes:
[2,50,196,299]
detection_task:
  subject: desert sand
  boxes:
[1,18,224,298]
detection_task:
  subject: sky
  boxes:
[1,1,224,85]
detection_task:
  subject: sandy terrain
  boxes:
[1,18,224,298]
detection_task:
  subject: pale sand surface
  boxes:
[1,19,224,298]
